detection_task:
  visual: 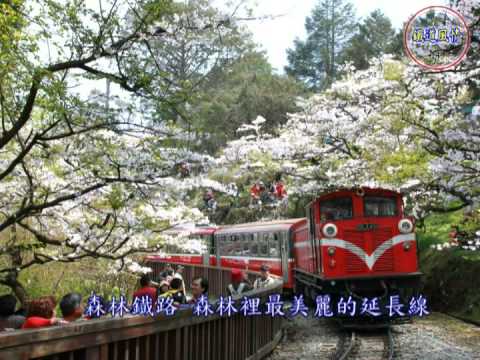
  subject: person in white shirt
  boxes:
[173,265,186,295]
[253,265,275,289]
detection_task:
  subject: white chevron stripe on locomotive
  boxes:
[320,233,415,270]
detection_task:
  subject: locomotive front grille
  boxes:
[344,230,366,273]
[373,228,394,272]
[343,228,394,273]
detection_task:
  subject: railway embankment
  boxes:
[420,248,480,325]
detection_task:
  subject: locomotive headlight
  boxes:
[403,241,411,251]
[323,223,338,238]
[327,247,336,256]
[398,219,413,234]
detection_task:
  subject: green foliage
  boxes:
[383,60,405,81]
[15,259,138,304]
[192,51,305,153]
[374,147,432,186]
[416,210,463,251]
[341,10,401,70]
[285,0,357,89]
[421,248,480,323]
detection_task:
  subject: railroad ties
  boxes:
[335,327,394,360]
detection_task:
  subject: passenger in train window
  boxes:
[253,265,275,289]
[227,269,252,296]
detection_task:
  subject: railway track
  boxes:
[335,327,394,360]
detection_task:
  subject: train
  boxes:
[146,187,422,321]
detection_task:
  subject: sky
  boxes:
[237,0,447,72]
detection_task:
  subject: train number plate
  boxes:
[356,223,378,231]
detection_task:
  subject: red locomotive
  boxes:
[146,187,421,318]
[294,187,421,309]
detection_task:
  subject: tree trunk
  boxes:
[2,271,28,307]
[4,224,28,306]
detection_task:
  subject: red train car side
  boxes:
[213,219,307,290]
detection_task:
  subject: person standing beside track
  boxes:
[253,265,275,289]
[188,277,209,304]
[227,269,252,296]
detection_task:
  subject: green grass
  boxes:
[421,248,480,323]
[416,210,463,251]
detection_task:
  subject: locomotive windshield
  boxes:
[320,197,353,220]
[364,196,398,217]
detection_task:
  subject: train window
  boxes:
[232,234,242,255]
[364,196,398,217]
[259,233,269,257]
[220,235,231,256]
[320,197,353,220]
[242,234,250,256]
[250,233,259,255]
[269,233,281,258]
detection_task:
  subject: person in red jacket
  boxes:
[22,296,65,329]
[275,180,287,200]
[133,274,158,305]
[250,181,263,199]
[250,181,265,207]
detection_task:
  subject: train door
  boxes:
[280,232,289,283]
[307,204,319,273]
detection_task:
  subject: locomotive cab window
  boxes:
[364,196,398,217]
[320,197,353,220]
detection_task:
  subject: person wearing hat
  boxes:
[254,265,275,289]
[228,269,252,296]
[160,264,174,279]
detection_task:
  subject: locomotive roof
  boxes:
[215,218,306,234]
[307,187,401,207]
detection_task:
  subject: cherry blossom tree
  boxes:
[0,0,244,302]
[218,1,480,222]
